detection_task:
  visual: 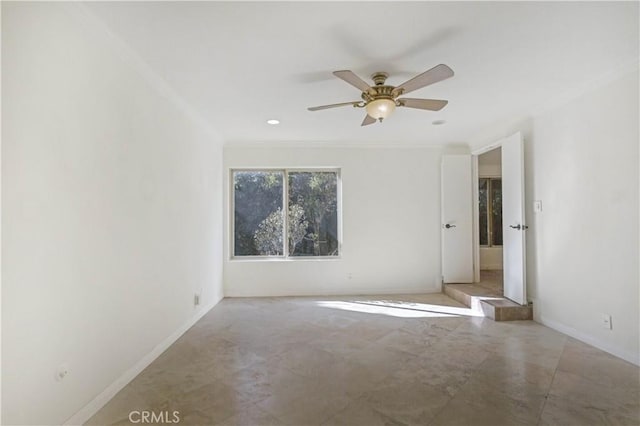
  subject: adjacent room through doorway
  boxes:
[478,147,503,295]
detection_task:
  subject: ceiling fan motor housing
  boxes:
[362,84,398,103]
[371,72,389,85]
[363,72,403,104]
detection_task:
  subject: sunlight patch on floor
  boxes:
[470,296,504,311]
[315,299,484,318]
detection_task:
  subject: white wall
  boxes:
[479,248,502,270]
[472,69,639,365]
[478,165,501,177]
[224,146,444,297]
[2,3,224,424]
[478,147,501,178]
[529,70,639,364]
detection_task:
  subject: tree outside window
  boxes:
[233,170,340,257]
[479,178,502,247]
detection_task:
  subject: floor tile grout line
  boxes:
[423,349,491,425]
[536,336,568,426]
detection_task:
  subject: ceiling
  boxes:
[84,1,638,146]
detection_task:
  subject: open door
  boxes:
[501,132,527,305]
[441,155,473,283]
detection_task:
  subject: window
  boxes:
[232,169,340,258]
[479,178,502,246]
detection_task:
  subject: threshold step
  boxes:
[480,298,533,321]
[443,283,532,321]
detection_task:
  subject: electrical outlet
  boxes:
[601,314,612,330]
[55,363,69,382]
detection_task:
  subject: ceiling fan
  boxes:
[307,64,454,126]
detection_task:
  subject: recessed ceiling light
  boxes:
[432,120,446,126]
[266,119,280,125]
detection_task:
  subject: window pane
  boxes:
[288,171,339,256]
[491,179,503,246]
[233,171,284,256]
[478,179,488,246]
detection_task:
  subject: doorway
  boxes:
[477,147,504,295]
[441,132,526,304]
[471,132,527,306]
[442,133,527,308]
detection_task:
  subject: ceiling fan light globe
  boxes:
[365,98,396,120]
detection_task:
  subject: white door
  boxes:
[501,132,527,305]
[441,155,473,283]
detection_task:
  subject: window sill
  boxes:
[229,256,342,262]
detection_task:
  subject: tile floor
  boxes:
[477,269,504,295]
[88,293,640,425]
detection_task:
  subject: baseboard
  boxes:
[479,264,502,271]
[63,296,222,425]
[224,285,441,298]
[536,314,639,366]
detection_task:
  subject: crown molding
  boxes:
[65,3,224,143]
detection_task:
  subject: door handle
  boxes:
[445,224,456,229]
[509,224,529,230]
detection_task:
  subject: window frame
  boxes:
[479,177,503,248]
[230,168,342,261]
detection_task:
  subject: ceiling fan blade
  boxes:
[307,101,361,111]
[361,114,376,126]
[398,98,448,111]
[395,64,454,95]
[333,70,372,92]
